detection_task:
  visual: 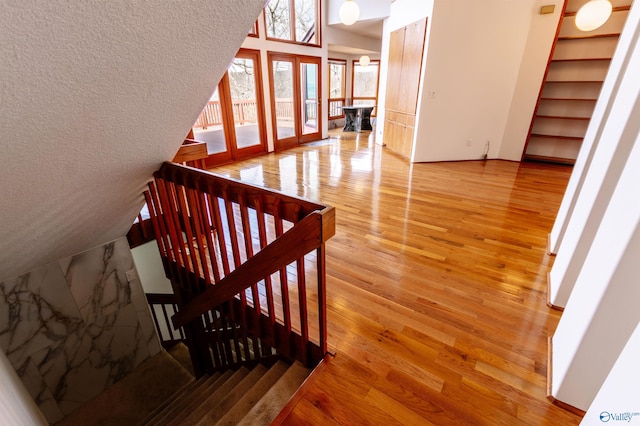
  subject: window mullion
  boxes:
[289,0,296,41]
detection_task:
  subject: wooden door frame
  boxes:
[231,49,268,161]
[268,52,322,151]
[205,49,268,167]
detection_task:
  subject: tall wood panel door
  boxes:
[523,0,632,164]
[383,18,428,159]
[399,19,428,114]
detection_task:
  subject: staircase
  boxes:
[141,357,309,426]
[55,344,310,426]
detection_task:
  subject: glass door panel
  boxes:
[273,60,296,143]
[228,57,262,150]
[297,56,321,143]
[193,87,229,156]
[194,49,266,167]
[300,62,318,136]
[269,53,322,149]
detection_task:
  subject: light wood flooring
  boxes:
[209,130,582,425]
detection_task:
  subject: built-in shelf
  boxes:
[523,0,631,165]
[551,58,612,62]
[540,97,598,102]
[530,133,584,141]
[523,154,576,165]
[545,80,604,84]
[536,115,591,121]
[558,33,620,40]
[564,5,630,17]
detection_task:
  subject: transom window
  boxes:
[265,0,319,46]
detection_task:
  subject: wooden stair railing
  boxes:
[145,162,335,376]
[127,138,208,249]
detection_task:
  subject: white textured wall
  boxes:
[0,0,265,282]
[582,322,640,425]
[549,2,640,408]
[549,1,639,256]
[500,0,563,161]
[0,349,47,426]
[132,241,173,294]
[413,0,544,162]
[551,135,640,409]
[548,0,640,307]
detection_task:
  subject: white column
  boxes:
[581,322,640,425]
[0,349,47,425]
[548,2,640,307]
[548,2,640,256]
[550,125,640,410]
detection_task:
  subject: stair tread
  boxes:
[145,371,230,425]
[209,360,290,426]
[165,370,236,426]
[56,350,193,426]
[137,376,200,425]
[180,363,270,425]
[236,361,310,426]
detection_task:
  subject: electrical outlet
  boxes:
[466,139,472,147]
[125,269,137,282]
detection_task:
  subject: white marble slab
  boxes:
[0,237,161,423]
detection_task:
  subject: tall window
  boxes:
[265,0,319,46]
[328,59,346,119]
[352,60,380,115]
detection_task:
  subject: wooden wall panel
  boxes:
[383,17,428,160]
[400,18,427,115]
[385,28,406,112]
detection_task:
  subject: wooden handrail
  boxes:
[154,162,325,223]
[172,209,334,328]
[146,161,335,372]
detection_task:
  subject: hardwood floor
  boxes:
[209,130,582,425]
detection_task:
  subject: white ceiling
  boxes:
[327,19,385,55]
[333,19,385,39]
[0,0,266,282]
[326,0,388,55]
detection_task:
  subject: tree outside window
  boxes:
[352,60,379,115]
[265,0,319,45]
[328,60,346,119]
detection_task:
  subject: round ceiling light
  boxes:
[359,55,370,67]
[575,0,613,31]
[339,0,360,26]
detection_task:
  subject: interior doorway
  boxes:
[268,53,322,150]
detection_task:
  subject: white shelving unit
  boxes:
[523,0,632,164]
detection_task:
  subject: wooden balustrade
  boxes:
[274,99,294,122]
[146,293,185,348]
[329,98,345,119]
[193,101,223,129]
[145,162,335,375]
[194,99,295,129]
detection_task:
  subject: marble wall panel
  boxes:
[0,237,161,424]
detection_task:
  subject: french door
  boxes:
[268,53,322,150]
[193,49,267,167]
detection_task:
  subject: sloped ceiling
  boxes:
[0,0,265,281]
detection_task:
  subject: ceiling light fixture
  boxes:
[339,0,360,26]
[359,55,370,67]
[575,0,613,31]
